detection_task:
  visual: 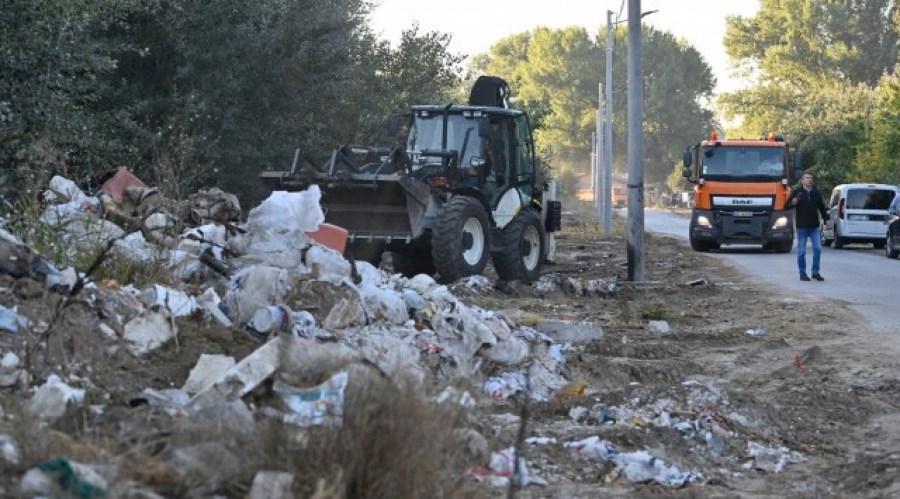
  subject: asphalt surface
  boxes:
[642,209,899,335]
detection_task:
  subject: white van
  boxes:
[822,183,898,248]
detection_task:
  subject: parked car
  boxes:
[886,212,900,259]
[822,183,899,249]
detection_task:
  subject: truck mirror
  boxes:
[682,150,692,167]
[478,117,491,139]
[682,167,692,179]
[387,116,400,137]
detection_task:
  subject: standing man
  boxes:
[785,171,830,281]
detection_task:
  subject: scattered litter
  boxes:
[249,471,295,499]
[0,305,30,333]
[745,442,805,473]
[21,458,108,498]
[526,437,557,445]
[27,374,86,420]
[123,312,175,357]
[745,327,766,336]
[686,278,709,286]
[435,387,477,407]
[648,320,671,335]
[270,371,348,426]
[0,434,19,465]
[139,284,197,317]
[569,406,589,422]
[566,437,696,487]
[534,273,562,293]
[183,354,237,395]
[555,380,587,401]
[538,319,603,343]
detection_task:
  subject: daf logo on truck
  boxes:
[681,131,801,253]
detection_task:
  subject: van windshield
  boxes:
[846,189,896,210]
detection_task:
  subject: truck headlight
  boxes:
[772,216,788,229]
[697,215,712,228]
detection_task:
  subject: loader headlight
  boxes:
[772,216,788,229]
[470,157,486,167]
[696,215,712,228]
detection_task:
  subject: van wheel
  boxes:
[833,226,846,249]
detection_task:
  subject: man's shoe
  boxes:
[812,273,825,281]
[800,274,811,281]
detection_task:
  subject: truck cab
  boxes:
[682,132,799,253]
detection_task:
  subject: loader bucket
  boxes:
[317,176,429,243]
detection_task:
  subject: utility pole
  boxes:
[626,0,645,281]
[596,84,604,224]
[604,10,614,238]
[590,130,597,207]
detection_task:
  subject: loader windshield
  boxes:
[700,146,786,182]
[406,114,483,170]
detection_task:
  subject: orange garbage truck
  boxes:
[681,132,802,253]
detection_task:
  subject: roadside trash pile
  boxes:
[0,170,596,496]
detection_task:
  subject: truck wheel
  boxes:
[773,241,793,253]
[689,235,713,252]
[492,209,546,283]
[390,250,436,277]
[432,196,490,283]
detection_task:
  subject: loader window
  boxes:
[700,146,785,181]
[513,115,535,182]
[406,114,482,169]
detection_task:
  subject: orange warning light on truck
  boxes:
[681,131,803,253]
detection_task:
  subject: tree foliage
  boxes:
[473,25,714,192]
[1,0,463,202]
[722,0,900,189]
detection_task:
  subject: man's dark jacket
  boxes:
[785,186,829,229]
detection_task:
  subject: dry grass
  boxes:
[3,363,473,498]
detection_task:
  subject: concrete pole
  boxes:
[596,85,603,223]
[590,131,596,206]
[626,0,645,281]
[604,10,615,237]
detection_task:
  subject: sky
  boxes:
[369,0,760,95]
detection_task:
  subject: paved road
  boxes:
[642,209,898,334]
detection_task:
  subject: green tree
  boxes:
[721,0,899,186]
[473,25,714,188]
[0,0,150,190]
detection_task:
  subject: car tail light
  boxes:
[839,198,845,219]
[428,176,449,188]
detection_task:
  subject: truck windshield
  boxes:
[700,146,785,181]
[407,114,483,169]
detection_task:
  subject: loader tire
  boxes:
[492,209,546,283]
[390,250,436,277]
[432,196,490,283]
